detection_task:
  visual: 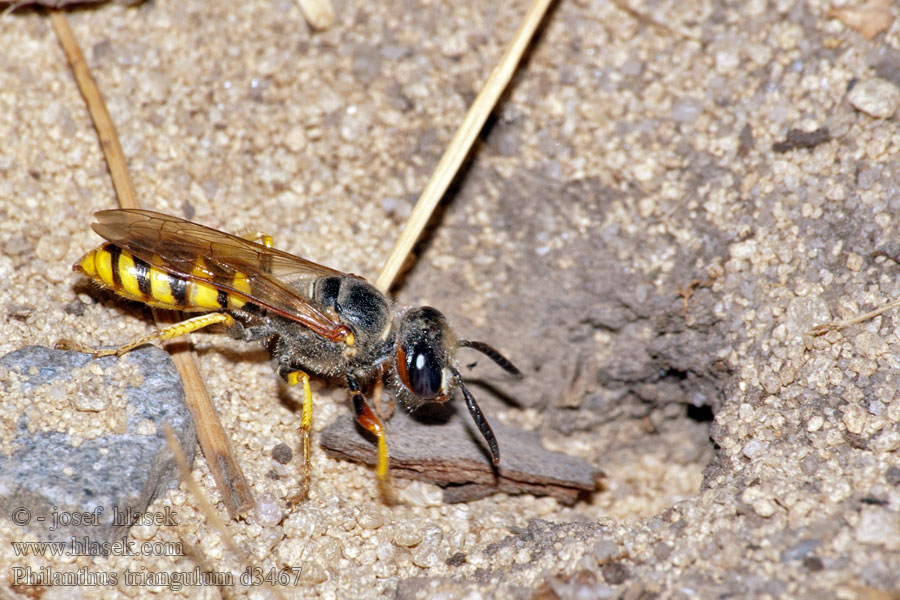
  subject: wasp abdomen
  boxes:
[75,243,251,312]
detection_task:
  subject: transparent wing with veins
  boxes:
[91,209,354,342]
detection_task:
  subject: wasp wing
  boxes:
[91,209,352,341]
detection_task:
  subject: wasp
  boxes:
[70,209,521,502]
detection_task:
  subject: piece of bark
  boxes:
[320,403,603,505]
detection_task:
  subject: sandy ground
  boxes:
[1,0,899,597]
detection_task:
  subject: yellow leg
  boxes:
[235,228,274,248]
[285,370,314,505]
[88,312,235,358]
[350,386,393,502]
[235,229,275,274]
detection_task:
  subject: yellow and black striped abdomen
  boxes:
[75,243,251,312]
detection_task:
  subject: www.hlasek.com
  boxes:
[12,536,184,557]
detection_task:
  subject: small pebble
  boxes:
[848,78,900,119]
[410,526,443,568]
[885,465,900,486]
[300,562,328,585]
[753,498,777,518]
[357,509,383,530]
[271,443,293,465]
[63,299,86,316]
[283,126,307,153]
[74,394,109,412]
[253,493,284,527]
[868,400,885,416]
[393,522,424,547]
[854,331,888,359]
[780,539,820,562]
[855,506,900,549]
[593,538,619,561]
[672,97,703,123]
[785,296,831,339]
[131,522,158,541]
[601,562,630,585]
[842,404,867,435]
[135,419,157,436]
[742,439,766,459]
[397,480,443,507]
[296,0,334,30]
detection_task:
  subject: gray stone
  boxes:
[0,346,194,548]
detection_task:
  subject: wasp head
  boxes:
[391,306,522,467]
[394,306,456,403]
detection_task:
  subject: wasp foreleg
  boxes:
[347,376,393,502]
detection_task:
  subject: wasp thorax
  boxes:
[395,306,457,401]
[314,276,392,348]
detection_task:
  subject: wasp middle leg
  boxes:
[235,229,274,248]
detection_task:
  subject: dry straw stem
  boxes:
[163,425,242,559]
[809,298,900,336]
[296,0,334,31]
[162,425,288,600]
[609,0,700,41]
[49,9,254,518]
[374,0,554,292]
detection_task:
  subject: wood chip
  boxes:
[828,0,893,41]
[321,404,604,505]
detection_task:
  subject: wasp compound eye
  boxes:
[405,340,443,399]
[396,306,452,400]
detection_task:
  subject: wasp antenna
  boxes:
[459,340,523,379]
[453,369,500,466]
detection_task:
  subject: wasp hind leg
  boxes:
[56,312,236,358]
[282,368,314,505]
